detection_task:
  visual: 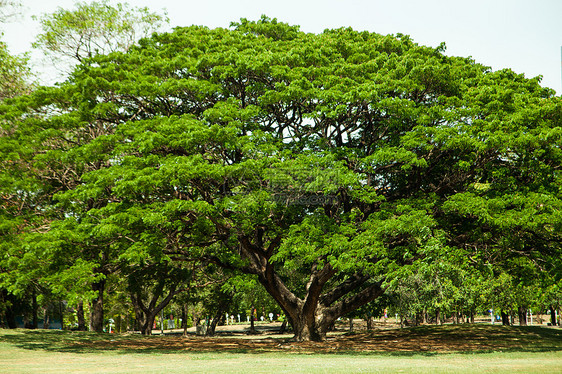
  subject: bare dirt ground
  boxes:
[75,321,561,354]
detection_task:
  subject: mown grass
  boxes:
[0,325,560,373]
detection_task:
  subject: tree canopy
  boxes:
[33,0,168,69]
[1,16,561,340]
[0,1,20,23]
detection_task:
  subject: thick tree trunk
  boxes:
[181,305,188,329]
[182,306,191,337]
[31,289,38,329]
[550,306,557,326]
[235,235,385,341]
[415,310,426,325]
[279,319,288,333]
[249,307,257,334]
[2,291,17,329]
[130,300,158,336]
[129,282,179,336]
[291,313,327,341]
[518,306,527,326]
[114,315,122,333]
[206,294,231,337]
[76,301,87,331]
[43,307,50,329]
[206,311,222,336]
[59,301,64,330]
[89,279,105,332]
[259,274,384,341]
[365,314,373,330]
[140,313,157,335]
[4,308,17,328]
[501,311,510,326]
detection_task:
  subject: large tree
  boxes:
[2,17,561,340]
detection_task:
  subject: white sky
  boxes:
[2,0,562,94]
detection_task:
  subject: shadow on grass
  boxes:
[0,324,560,356]
[337,324,562,356]
[0,329,140,354]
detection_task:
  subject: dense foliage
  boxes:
[1,16,561,340]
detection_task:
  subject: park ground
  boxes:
[0,322,560,373]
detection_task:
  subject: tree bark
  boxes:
[2,290,17,329]
[143,314,158,335]
[365,314,373,330]
[181,305,188,329]
[130,280,179,335]
[206,293,231,337]
[501,311,510,326]
[549,305,557,326]
[229,234,386,341]
[59,301,64,330]
[42,307,50,329]
[257,264,384,341]
[31,289,38,329]
[279,318,288,333]
[4,306,17,328]
[131,299,164,336]
[249,307,257,334]
[76,301,87,331]
[206,310,222,336]
[518,306,527,326]
[89,279,105,332]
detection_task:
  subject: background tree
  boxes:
[0,0,38,328]
[0,41,31,100]
[33,0,168,74]
[0,1,166,331]
[223,275,284,333]
[0,0,30,100]
[0,0,20,23]
[126,260,196,335]
[541,280,562,326]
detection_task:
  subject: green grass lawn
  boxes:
[0,325,560,373]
